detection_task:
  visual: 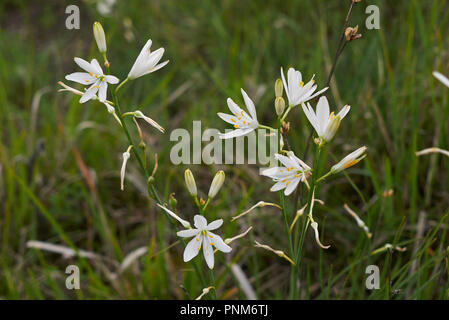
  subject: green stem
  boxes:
[291,144,323,299]
[115,77,130,94]
[110,87,208,288]
[208,269,217,299]
[280,105,293,122]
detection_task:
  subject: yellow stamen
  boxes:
[231,118,236,123]
[234,124,239,128]
[299,81,304,87]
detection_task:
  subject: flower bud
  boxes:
[331,146,367,173]
[93,22,107,53]
[322,113,341,142]
[275,78,283,98]
[169,193,178,209]
[184,169,197,196]
[275,97,285,116]
[208,170,225,198]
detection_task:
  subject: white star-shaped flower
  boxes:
[128,39,169,80]
[65,57,119,103]
[302,96,350,142]
[218,89,259,139]
[281,67,328,107]
[261,152,311,196]
[177,215,232,269]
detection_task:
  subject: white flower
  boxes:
[177,215,232,269]
[281,67,328,107]
[93,22,107,53]
[261,152,311,196]
[331,146,367,173]
[65,57,119,103]
[218,89,259,139]
[208,170,225,198]
[128,39,169,80]
[302,96,350,142]
[433,71,449,88]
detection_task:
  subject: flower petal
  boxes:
[79,81,100,103]
[65,72,96,85]
[177,229,200,238]
[284,178,300,196]
[105,75,119,84]
[433,71,449,88]
[184,236,202,262]
[206,219,223,231]
[90,59,104,75]
[208,231,232,253]
[74,57,98,74]
[202,236,214,269]
[240,88,257,121]
[316,96,330,135]
[194,215,208,229]
[98,81,108,102]
[219,128,254,139]
[280,67,291,104]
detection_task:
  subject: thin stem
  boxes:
[208,269,217,300]
[280,105,293,122]
[258,124,277,132]
[115,77,130,94]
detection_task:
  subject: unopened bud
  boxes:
[169,193,178,209]
[184,169,197,196]
[93,22,107,53]
[208,170,225,198]
[275,78,283,98]
[275,97,285,116]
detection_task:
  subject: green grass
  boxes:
[0,0,449,299]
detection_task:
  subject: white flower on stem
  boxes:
[177,215,232,269]
[331,146,367,173]
[128,39,169,80]
[93,22,107,53]
[65,57,119,103]
[120,146,132,191]
[156,204,191,229]
[133,110,165,133]
[281,67,328,107]
[261,152,311,196]
[433,71,449,88]
[302,96,350,143]
[208,170,225,199]
[218,89,259,139]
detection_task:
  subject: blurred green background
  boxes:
[0,0,449,299]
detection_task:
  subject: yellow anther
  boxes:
[234,124,239,128]
[198,245,201,250]
[89,72,93,76]
[299,81,304,87]
[231,118,236,123]
[210,243,214,246]
[209,235,213,238]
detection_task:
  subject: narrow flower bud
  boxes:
[93,22,107,53]
[208,170,225,198]
[120,150,131,191]
[184,169,197,196]
[275,78,283,98]
[331,146,367,173]
[169,193,178,209]
[156,204,191,229]
[343,204,372,238]
[254,241,296,265]
[232,201,281,221]
[275,96,285,116]
[224,226,253,244]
